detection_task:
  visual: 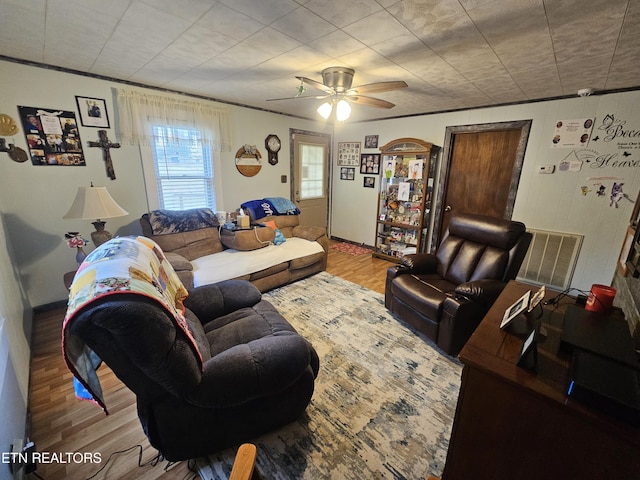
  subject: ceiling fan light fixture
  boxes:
[317,101,333,119]
[336,99,351,121]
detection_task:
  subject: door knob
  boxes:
[445,205,452,212]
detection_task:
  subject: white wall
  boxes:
[2,57,639,303]
[330,93,640,292]
[0,60,326,307]
[0,211,31,474]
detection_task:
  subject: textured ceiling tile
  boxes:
[44,0,126,70]
[510,66,563,98]
[196,3,265,41]
[244,27,302,57]
[546,0,628,62]
[442,45,503,77]
[0,0,46,61]
[343,9,412,46]
[304,0,384,28]
[466,0,555,70]
[607,3,640,92]
[369,32,425,58]
[91,2,192,77]
[413,12,485,57]
[307,30,366,57]
[612,0,640,64]
[270,6,337,43]
[165,70,219,92]
[388,0,467,28]
[191,57,243,82]
[218,0,300,24]
[211,42,275,71]
[257,76,306,100]
[377,0,402,7]
[558,55,613,94]
[162,25,239,66]
[467,0,547,43]
[336,47,396,71]
[605,58,640,90]
[459,0,496,9]
[139,0,214,23]
[262,45,331,74]
[129,61,186,86]
[359,64,418,82]
[474,79,525,103]
[1,0,638,122]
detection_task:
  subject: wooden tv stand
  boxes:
[442,280,640,480]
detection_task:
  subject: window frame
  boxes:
[139,122,224,212]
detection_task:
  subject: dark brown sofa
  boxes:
[385,213,532,356]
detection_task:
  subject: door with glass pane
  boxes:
[291,131,330,229]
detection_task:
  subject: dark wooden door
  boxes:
[432,120,531,248]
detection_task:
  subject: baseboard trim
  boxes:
[33,299,68,314]
[330,236,374,250]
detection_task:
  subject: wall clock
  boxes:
[265,134,281,165]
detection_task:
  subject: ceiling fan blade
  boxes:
[295,76,335,94]
[347,81,408,95]
[266,94,329,102]
[347,95,396,109]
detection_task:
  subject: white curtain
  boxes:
[114,87,232,151]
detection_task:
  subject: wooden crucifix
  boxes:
[88,130,120,180]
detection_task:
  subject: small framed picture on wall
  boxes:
[360,153,380,174]
[363,176,376,188]
[75,96,110,128]
[337,142,361,166]
[364,135,378,148]
[340,167,355,180]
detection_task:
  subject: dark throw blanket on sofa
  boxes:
[149,208,220,235]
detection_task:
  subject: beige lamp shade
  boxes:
[63,186,128,220]
[63,185,128,247]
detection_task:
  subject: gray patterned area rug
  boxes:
[196,271,462,479]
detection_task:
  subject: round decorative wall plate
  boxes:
[235,144,262,177]
[0,113,19,136]
[8,144,28,163]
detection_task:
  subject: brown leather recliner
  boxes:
[385,213,532,356]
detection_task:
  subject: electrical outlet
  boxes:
[23,442,36,474]
[538,164,555,174]
[9,438,24,477]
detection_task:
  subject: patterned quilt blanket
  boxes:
[62,236,201,413]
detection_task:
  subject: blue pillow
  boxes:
[264,220,286,245]
[273,228,286,245]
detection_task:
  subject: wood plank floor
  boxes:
[28,240,393,479]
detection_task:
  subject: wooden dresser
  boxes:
[442,280,640,480]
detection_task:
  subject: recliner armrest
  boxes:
[455,279,506,307]
[399,253,439,273]
[292,224,326,242]
[184,280,262,322]
[165,252,193,272]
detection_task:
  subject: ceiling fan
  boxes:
[268,66,408,120]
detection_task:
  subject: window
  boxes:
[300,143,325,199]
[151,125,216,211]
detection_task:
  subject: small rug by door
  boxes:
[196,272,462,479]
[330,242,372,255]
